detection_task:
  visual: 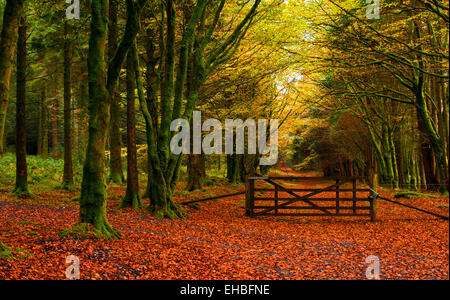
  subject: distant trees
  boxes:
[289,0,449,194]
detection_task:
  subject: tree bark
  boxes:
[108,0,124,185]
[0,0,25,156]
[187,154,206,191]
[120,51,142,209]
[79,0,120,238]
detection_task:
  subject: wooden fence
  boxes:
[246,176,376,221]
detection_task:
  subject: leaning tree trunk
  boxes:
[62,21,74,190]
[120,52,142,209]
[14,16,30,197]
[0,0,24,156]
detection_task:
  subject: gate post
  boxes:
[336,179,340,215]
[352,179,357,214]
[369,189,378,222]
[275,185,279,216]
[245,177,255,217]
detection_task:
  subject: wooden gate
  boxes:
[246,176,376,221]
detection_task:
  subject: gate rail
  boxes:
[246,176,376,221]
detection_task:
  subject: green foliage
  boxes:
[0,241,32,260]
[0,153,82,190]
[0,241,12,259]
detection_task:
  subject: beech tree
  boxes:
[108,0,124,184]
[78,0,147,238]
[135,0,262,218]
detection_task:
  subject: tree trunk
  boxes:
[387,126,399,189]
[0,0,24,156]
[41,87,49,158]
[187,154,206,191]
[77,82,88,163]
[108,0,124,185]
[120,52,142,209]
[143,27,159,199]
[79,0,120,238]
[227,154,240,184]
[62,21,74,190]
[14,16,30,197]
[381,124,395,187]
[78,0,142,238]
[51,84,59,158]
[37,89,43,156]
[416,91,446,194]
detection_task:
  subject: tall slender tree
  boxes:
[108,0,124,184]
[62,21,74,190]
[120,49,142,209]
[14,16,30,197]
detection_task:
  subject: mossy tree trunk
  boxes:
[143,27,159,199]
[0,0,24,156]
[78,0,144,238]
[387,125,399,189]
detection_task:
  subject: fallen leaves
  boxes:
[0,174,448,280]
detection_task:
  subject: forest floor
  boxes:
[0,170,448,280]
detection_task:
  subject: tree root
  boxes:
[61,181,76,191]
[119,191,143,210]
[13,186,34,199]
[148,201,186,219]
